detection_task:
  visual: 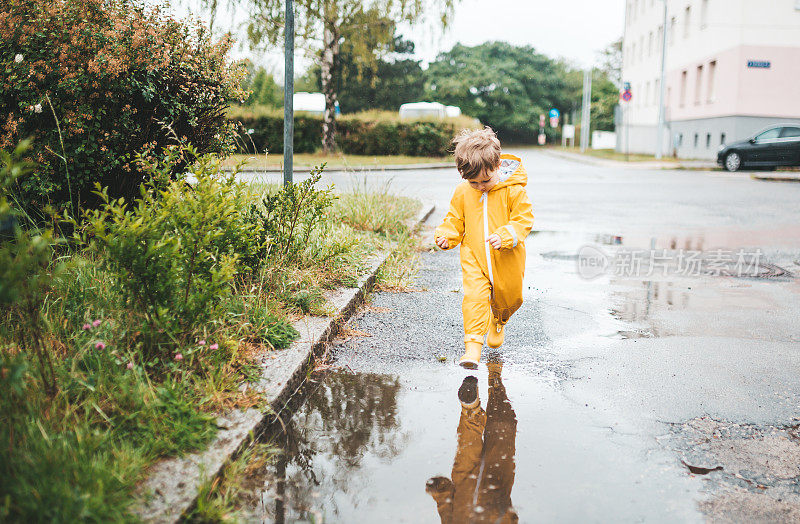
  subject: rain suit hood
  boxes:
[490,155,527,192]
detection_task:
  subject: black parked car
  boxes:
[717,124,800,172]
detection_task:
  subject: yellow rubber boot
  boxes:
[486,316,505,349]
[459,341,482,369]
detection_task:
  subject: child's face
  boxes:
[467,168,499,193]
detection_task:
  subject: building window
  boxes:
[631,43,636,63]
[720,133,726,145]
[684,6,691,38]
[706,133,711,148]
[670,17,677,44]
[646,81,650,105]
[695,65,703,105]
[694,133,699,147]
[640,36,645,61]
[701,0,709,29]
[634,0,638,19]
[678,133,684,146]
[680,70,687,106]
[657,25,664,52]
[707,60,716,102]
[648,31,653,56]
[666,87,672,109]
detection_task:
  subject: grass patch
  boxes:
[377,234,425,292]
[221,152,450,170]
[333,179,421,235]
[187,442,279,523]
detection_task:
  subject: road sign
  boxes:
[539,114,545,127]
[550,116,559,128]
[562,124,575,139]
[549,108,560,119]
[621,90,632,102]
[538,133,546,145]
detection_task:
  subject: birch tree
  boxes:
[240,0,456,152]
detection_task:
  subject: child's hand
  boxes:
[435,236,449,249]
[486,233,502,250]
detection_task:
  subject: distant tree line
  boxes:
[244,37,622,143]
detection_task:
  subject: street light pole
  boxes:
[283,0,294,185]
[655,0,668,159]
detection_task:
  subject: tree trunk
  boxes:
[320,13,339,153]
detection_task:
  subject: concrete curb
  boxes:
[751,174,800,183]
[221,163,452,173]
[132,203,435,523]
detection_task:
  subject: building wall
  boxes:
[618,0,800,157]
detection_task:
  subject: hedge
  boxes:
[228,106,480,157]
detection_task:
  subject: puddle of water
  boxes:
[237,365,701,523]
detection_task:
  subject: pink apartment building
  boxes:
[618,0,800,159]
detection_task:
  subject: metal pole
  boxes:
[580,69,592,152]
[655,0,668,159]
[625,104,630,162]
[283,0,294,186]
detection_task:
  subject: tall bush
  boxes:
[0,0,244,216]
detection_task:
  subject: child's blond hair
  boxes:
[452,127,501,180]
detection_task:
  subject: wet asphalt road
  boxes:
[240,150,800,522]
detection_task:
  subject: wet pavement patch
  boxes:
[663,416,800,520]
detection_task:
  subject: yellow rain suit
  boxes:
[434,154,534,344]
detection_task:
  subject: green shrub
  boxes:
[228,106,479,156]
[249,165,335,262]
[81,148,260,351]
[0,0,244,217]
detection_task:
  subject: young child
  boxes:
[434,127,534,369]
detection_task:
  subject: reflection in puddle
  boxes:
[240,372,406,522]
[426,358,518,523]
[611,280,691,324]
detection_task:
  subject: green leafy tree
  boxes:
[240,59,283,107]
[591,71,619,132]
[231,0,457,152]
[424,41,620,140]
[597,38,623,90]
[425,41,572,142]
[302,34,426,113]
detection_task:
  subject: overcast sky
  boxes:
[403,0,626,68]
[181,0,626,76]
